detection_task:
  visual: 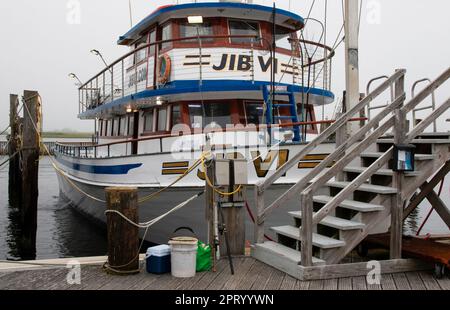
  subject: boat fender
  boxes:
[158,54,171,85]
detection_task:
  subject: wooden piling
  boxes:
[8,94,22,206]
[21,90,41,259]
[105,187,140,274]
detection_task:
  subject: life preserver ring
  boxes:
[158,54,171,84]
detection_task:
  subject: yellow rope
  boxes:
[201,157,243,196]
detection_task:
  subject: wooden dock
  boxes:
[0,257,449,290]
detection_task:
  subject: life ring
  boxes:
[158,54,171,84]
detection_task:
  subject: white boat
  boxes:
[55,1,337,244]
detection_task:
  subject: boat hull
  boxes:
[56,173,300,244]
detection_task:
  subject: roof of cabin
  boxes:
[118,2,305,45]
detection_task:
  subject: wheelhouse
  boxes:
[77,1,335,152]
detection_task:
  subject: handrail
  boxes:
[79,35,258,89]
[55,118,367,154]
[257,69,406,194]
[257,94,404,223]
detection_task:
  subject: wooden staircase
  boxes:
[251,67,450,279]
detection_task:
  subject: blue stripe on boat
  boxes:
[57,157,142,175]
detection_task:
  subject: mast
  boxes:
[344,0,360,136]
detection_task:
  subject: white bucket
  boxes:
[169,237,198,278]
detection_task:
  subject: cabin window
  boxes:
[149,29,157,56]
[128,115,135,136]
[161,23,172,50]
[204,103,231,128]
[171,104,182,126]
[157,107,168,131]
[229,20,260,44]
[179,21,214,43]
[134,36,148,64]
[188,104,203,129]
[119,116,127,136]
[113,118,120,136]
[245,102,264,126]
[143,110,154,132]
[104,120,109,137]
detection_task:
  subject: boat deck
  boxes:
[0,257,449,290]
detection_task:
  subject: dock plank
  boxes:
[236,260,266,290]
[436,275,450,290]
[352,276,368,290]
[418,271,441,290]
[264,268,286,290]
[323,278,338,290]
[190,259,228,290]
[309,280,325,290]
[392,273,411,290]
[250,262,274,290]
[381,274,396,290]
[338,277,353,290]
[223,257,256,290]
[279,275,297,290]
[406,271,427,290]
[207,258,244,290]
[296,280,311,290]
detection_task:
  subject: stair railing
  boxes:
[300,67,450,266]
[254,69,407,244]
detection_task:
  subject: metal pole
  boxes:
[344,0,360,136]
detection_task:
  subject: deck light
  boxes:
[188,16,203,24]
[90,49,110,70]
[126,106,132,113]
[68,73,83,86]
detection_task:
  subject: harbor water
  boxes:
[0,138,449,260]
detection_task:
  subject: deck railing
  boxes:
[78,35,334,115]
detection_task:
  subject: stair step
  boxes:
[271,225,345,249]
[289,211,365,230]
[255,241,326,266]
[313,195,385,212]
[325,181,397,194]
[343,166,420,177]
[361,152,435,161]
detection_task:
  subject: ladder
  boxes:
[262,85,302,142]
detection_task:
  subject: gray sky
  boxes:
[1,0,449,132]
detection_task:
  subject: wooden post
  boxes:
[335,112,346,182]
[21,90,41,259]
[218,160,245,257]
[300,192,313,267]
[254,186,265,244]
[391,72,406,259]
[9,94,22,207]
[105,187,140,274]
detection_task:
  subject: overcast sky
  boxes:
[0,0,449,132]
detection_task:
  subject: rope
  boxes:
[103,191,205,274]
[0,150,20,169]
[201,157,243,196]
[244,202,274,242]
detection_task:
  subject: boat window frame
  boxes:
[227,19,262,47]
[142,109,155,133]
[160,21,173,52]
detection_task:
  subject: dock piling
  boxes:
[105,187,140,274]
[8,94,22,207]
[20,90,41,259]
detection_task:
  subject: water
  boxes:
[0,157,107,260]
[0,152,449,260]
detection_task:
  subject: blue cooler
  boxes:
[146,245,171,274]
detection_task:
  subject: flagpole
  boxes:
[128,0,133,27]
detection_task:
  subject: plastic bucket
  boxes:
[169,237,198,278]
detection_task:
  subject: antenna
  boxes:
[128,0,133,27]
